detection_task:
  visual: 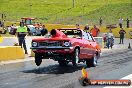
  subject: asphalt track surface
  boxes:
[0,38,132,88]
[0,47,132,88]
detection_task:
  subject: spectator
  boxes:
[36,27,42,36]
[29,27,36,36]
[106,30,114,49]
[0,20,2,27]
[119,28,126,44]
[109,27,112,33]
[99,17,103,26]
[7,26,12,33]
[75,24,80,30]
[26,26,31,36]
[35,23,40,28]
[103,34,108,48]
[110,36,114,49]
[9,24,17,35]
[41,25,48,36]
[90,25,100,37]
[119,18,123,28]
[126,18,130,28]
[16,22,28,54]
[83,24,89,33]
[11,23,17,29]
[40,23,42,26]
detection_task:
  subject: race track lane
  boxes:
[0,49,132,88]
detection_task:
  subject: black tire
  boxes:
[35,53,42,66]
[72,48,79,66]
[86,54,97,67]
[58,60,68,66]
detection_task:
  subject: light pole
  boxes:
[73,0,75,7]
[29,4,32,16]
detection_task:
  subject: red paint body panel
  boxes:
[31,28,101,60]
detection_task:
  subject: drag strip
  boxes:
[0,49,132,88]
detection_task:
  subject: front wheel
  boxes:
[35,53,42,66]
[86,54,97,67]
[72,48,79,66]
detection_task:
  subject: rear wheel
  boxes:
[86,54,97,67]
[72,48,79,66]
[58,60,68,66]
[35,53,42,66]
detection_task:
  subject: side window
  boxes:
[87,32,94,41]
[83,32,89,40]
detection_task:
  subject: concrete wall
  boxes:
[0,46,24,61]
[0,37,43,58]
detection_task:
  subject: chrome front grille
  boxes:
[39,41,61,46]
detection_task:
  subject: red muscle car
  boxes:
[30,28,101,67]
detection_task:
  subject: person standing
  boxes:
[99,17,103,26]
[119,18,123,28]
[103,34,108,48]
[26,26,31,36]
[126,18,130,28]
[39,23,42,26]
[41,25,48,36]
[106,30,113,49]
[0,20,2,27]
[75,24,80,30]
[90,25,100,37]
[36,27,42,36]
[119,28,126,44]
[7,26,12,33]
[16,22,28,54]
[110,36,114,49]
[83,24,89,33]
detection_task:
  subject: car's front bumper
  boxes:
[31,46,74,60]
[30,46,74,50]
[30,46,74,54]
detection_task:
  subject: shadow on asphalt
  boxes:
[22,64,89,74]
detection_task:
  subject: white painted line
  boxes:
[104,74,132,88]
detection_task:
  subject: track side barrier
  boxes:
[0,36,43,58]
[0,36,3,43]
[94,37,104,48]
[99,27,132,39]
[0,46,24,61]
[0,37,25,61]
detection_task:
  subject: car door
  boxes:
[82,32,93,58]
[87,32,96,54]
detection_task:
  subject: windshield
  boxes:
[22,19,34,25]
[59,29,82,38]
